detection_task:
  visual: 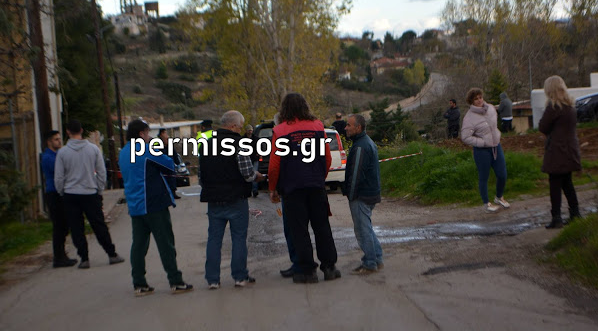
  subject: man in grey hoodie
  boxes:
[55,120,124,269]
[498,92,513,132]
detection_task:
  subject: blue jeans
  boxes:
[349,199,383,270]
[205,199,249,284]
[473,144,507,204]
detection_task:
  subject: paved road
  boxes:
[0,186,596,331]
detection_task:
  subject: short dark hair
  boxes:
[126,119,149,141]
[158,128,166,137]
[349,114,366,131]
[466,88,483,105]
[280,93,316,123]
[44,130,60,142]
[449,99,457,105]
[66,120,82,133]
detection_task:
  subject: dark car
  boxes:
[173,153,191,187]
[254,121,275,176]
[576,92,598,122]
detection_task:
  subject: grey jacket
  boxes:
[55,139,106,195]
[497,92,513,118]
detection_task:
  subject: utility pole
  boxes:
[28,0,52,142]
[90,0,119,189]
[103,35,125,147]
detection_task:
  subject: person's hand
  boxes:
[269,190,280,203]
[254,171,264,182]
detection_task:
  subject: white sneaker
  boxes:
[494,197,510,208]
[485,202,500,213]
[208,283,220,290]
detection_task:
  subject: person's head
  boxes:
[466,88,484,107]
[280,93,316,123]
[346,114,366,137]
[245,124,253,136]
[126,119,150,143]
[449,99,457,108]
[499,92,509,101]
[44,130,61,151]
[335,112,343,120]
[200,119,213,132]
[544,75,574,109]
[220,110,245,134]
[66,120,83,139]
[158,128,168,141]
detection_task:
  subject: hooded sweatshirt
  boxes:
[498,92,513,119]
[55,138,106,195]
[461,102,501,148]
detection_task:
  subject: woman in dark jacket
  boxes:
[539,75,582,229]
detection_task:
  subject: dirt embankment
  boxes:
[437,127,598,161]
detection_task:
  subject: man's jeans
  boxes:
[349,199,383,270]
[252,161,259,194]
[205,199,249,284]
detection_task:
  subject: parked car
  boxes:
[576,92,598,122]
[252,122,346,190]
[173,153,190,187]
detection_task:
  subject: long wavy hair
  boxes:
[544,75,574,110]
[279,93,317,123]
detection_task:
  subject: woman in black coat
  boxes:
[538,75,582,229]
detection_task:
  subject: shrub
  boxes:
[155,62,168,79]
[0,151,37,224]
[133,85,142,94]
[155,81,192,104]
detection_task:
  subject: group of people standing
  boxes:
[41,75,583,297]
[454,76,582,226]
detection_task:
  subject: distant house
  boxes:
[109,10,148,36]
[338,71,351,81]
[370,57,410,75]
[148,120,205,139]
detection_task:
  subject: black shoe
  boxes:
[174,193,182,199]
[53,258,77,268]
[78,260,90,269]
[171,283,194,294]
[293,271,318,284]
[546,217,564,229]
[134,285,155,297]
[569,206,581,222]
[279,267,294,278]
[252,191,259,198]
[323,267,341,281]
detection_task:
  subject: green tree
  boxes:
[368,98,393,143]
[54,0,111,132]
[486,69,508,105]
[180,0,351,124]
[155,62,168,79]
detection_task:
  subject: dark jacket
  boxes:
[539,104,581,174]
[343,131,381,203]
[119,143,177,216]
[200,129,252,202]
[443,107,461,127]
[332,120,347,137]
[498,93,513,118]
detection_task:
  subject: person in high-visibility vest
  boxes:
[197,119,214,183]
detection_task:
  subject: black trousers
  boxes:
[447,125,459,139]
[63,193,116,261]
[501,119,512,132]
[549,173,579,216]
[282,187,337,274]
[45,192,70,261]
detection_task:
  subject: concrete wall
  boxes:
[532,73,598,128]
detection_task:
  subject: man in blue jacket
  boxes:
[344,114,383,275]
[119,120,193,296]
[41,131,77,268]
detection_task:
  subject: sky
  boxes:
[99,0,568,39]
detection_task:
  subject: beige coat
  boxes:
[461,103,501,148]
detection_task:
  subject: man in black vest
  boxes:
[200,110,264,289]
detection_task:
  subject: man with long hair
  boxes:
[268,93,341,283]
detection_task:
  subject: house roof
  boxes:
[148,120,204,130]
[371,57,409,69]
